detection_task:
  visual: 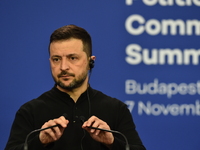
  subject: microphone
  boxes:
[24,113,68,150]
[80,116,130,150]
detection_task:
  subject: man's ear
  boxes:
[89,56,96,69]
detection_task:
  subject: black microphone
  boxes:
[80,116,130,150]
[24,113,68,150]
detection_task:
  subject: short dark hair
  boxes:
[49,24,92,57]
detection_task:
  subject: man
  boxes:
[5,25,146,150]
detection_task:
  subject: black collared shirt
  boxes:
[5,86,146,150]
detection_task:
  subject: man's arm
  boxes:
[82,102,146,150]
[5,107,68,150]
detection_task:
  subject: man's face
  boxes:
[49,38,89,91]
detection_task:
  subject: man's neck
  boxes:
[57,81,88,102]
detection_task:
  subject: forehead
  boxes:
[49,39,84,55]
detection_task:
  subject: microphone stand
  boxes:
[24,124,61,150]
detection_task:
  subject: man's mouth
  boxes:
[58,72,75,78]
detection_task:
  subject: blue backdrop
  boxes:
[1,1,200,150]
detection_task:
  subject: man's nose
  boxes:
[60,59,70,70]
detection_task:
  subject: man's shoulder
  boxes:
[20,87,55,108]
[91,88,125,106]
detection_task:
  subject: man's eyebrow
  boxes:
[51,54,79,58]
[51,55,61,58]
[66,53,79,57]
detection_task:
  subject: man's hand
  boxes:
[82,116,114,147]
[39,116,69,145]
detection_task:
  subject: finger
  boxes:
[43,129,58,141]
[40,121,59,141]
[83,116,103,134]
[94,122,108,135]
[47,120,62,139]
[40,130,54,144]
[46,118,65,138]
[89,120,100,133]
[85,116,98,127]
[54,116,68,128]
[39,117,69,144]
[59,116,69,133]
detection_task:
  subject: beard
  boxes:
[53,70,88,91]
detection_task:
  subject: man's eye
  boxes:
[53,58,60,62]
[70,57,77,60]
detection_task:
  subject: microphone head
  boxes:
[62,113,68,120]
[79,116,85,124]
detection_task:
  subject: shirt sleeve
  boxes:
[4,105,50,150]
